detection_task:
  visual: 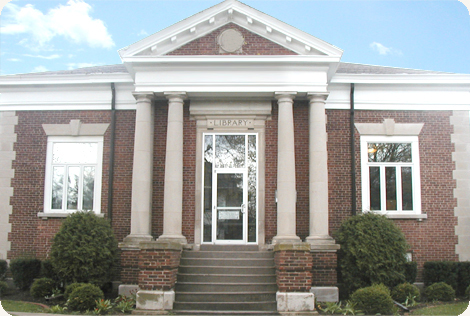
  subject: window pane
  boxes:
[203,136,213,242]
[53,143,98,164]
[368,143,412,163]
[67,167,80,210]
[51,167,64,210]
[82,167,95,210]
[215,135,245,168]
[386,167,397,210]
[402,167,413,210]
[369,167,381,210]
[248,135,257,243]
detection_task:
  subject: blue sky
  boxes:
[0,0,469,75]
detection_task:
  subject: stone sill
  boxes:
[37,212,104,219]
[386,213,428,220]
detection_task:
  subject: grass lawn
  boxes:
[1,300,49,313]
[410,301,469,315]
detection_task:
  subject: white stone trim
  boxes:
[276,292,315,312]
[43,120,109,136]
[136,290,175,311]
[355,119,423,136]
[451,110,470,261]
[0,111,17,261]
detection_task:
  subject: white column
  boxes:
[125,92,155,244]
[273,92,301,244]
[306,93,335,245]
[157,92,188,244]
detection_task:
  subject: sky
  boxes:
[0,0,469,76]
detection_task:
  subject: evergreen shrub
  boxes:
[424,282,455,301]
[391,282,420,303]
[64,282,87,300]
[350,284,394,315]
[30,277,56,299]
[423,261,470,295]
[67,283,104,312]
[10,258,42,290]
[335,212,409,293]
[0,260,7,280]
[0,280,8,296]
[465,284,470,299]
[404,261,418,284]
[50,211,118,287]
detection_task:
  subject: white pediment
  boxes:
[118,0,343,58]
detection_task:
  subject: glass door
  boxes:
[202,134,258,244]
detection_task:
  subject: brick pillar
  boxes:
[138,242,182,291]
[274,243,313,292]
[311,251,338,286]
[120,248,140,285]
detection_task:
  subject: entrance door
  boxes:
[203,134,257,244]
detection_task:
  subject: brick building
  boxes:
[1,0,469,313]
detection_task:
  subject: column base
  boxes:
[156,234,188,245]
[306,235,340,251]
[120,234,153,248]
[272,235,301,245]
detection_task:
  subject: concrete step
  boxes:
[173,301,278,311]
[179,258,274,267]
[177,273,275,283]
[178,265,276,274]
[175,282,278,292]
[199,245,259,251]
[176,291,276,303]
[173,310,280,315]
[182,250,273,259]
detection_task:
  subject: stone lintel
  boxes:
[139,241,183,251]
[274,242,310,252]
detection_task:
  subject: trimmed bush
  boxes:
[424,282,455,302]
[350,284,395,315]
[0,280,8,296]
[335,212,409,293]
[0,260,7,281]
[50,211,118,287]
[465,284,470,299]
[404,261,418,284]
[423,261,470,296]
[64,282,87,300]
[67,283,104,312]
[10,258,42,290]
[30,277,56,299]
[391,282,421,303]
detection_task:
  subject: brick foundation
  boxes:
[274,244,313,292]
[311,252,338,286]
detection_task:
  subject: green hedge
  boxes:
[423,261,470,296]
[0,260,7,281]
[10,258,42,290]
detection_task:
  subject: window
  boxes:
[361,136,421,215]
[44,136,104,213]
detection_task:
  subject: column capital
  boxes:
[164,91,187,101]
[307,92,329,103]
[275,92,297,101]
[133,92,155,102]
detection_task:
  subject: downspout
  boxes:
[107,82,116,223]
[350,83,357,216]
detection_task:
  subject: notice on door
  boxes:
[219,211,240,220]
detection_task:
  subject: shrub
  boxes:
[465,284,470,299]
[424,282,455,301]
[10,258,42,290]
[0,260,7,281]
[335,212,409,293]
[350,284,394,315]
[404,261,418,284]
[50,211,118,287]
[64,282,87,300]
[67,283,104,312]
[0,280,8,296]
[391,282,420,304]
[30,277,56,299]
[423,261,470,296]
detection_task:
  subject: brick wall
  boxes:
[311,252,337,286]
[168,23,296,56]
[327,109,458,281]
[138,248,181,291]
[120,249,140,285]
[274,247,313,292]
[265,102,278,243]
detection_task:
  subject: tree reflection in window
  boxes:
[368,143,412,163]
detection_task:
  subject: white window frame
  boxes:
[361,135,422,217]
[43,136,104,214]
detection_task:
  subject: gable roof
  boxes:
[118,0,343,59]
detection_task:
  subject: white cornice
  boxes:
[331,73,470,85]
[118,0,343,58]
[0,73,133,86]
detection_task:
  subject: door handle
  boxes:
[241,204,246,214]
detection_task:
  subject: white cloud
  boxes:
[137,29,149,37]
[370,42,403,56]
[24,54,61,60]
[32,66,48,73]
[7,58,21,62]
[66,62,99,70]
[1,0,114,50]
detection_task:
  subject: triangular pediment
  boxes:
[119,0,342,58]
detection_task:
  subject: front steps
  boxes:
[173,245,279,315]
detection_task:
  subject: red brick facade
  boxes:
[274,247,313,292]
[138,246,181,291]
